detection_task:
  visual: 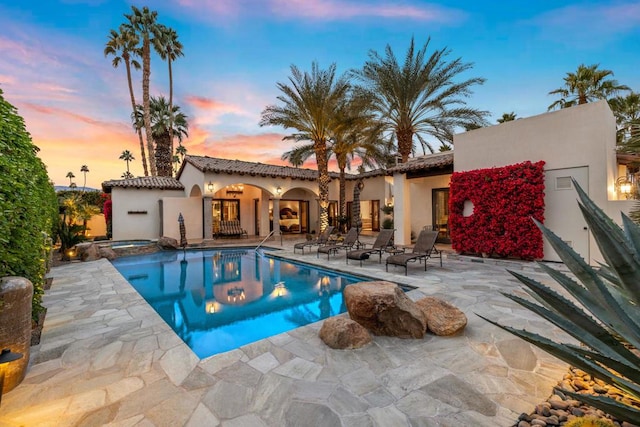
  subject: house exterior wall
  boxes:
[453,100,618,264]
[112,188,184,241]
[162,197,203,241]
[409,174,452,237]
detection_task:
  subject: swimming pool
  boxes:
[111,248,372,359]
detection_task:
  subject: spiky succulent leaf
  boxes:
[478,315,640,398]
[558,390,640,424]
[621,212,640,257]
[569,344,640,393]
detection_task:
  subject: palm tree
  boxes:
[175,143,187,161]
[119,149,135,174]
[133,96,189,177]
[609,92,640,151]
[105,25,149,176]
[260,62,350,231]
[80,165,89,192]
[66,171,75,186]
[351,37,488,163]
[124,5,160,176]
[497,112,517,123]
[548,64,630,110]
[121,171,134,179]
[155,25,184,158]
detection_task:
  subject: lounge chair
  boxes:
[385,229,442,275]
[317,227,359,259]
[346,229,395,266]
[293,226,335,254]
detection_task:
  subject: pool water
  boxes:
[111,248,369,359]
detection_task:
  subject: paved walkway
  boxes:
[0,238,569,426]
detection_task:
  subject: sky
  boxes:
[1,0,639,189]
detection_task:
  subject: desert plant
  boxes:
[564,417,615,427]
[480,179,640,424]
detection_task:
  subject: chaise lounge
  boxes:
[218,220,248,238]
[385,229,442,275]
[317,227,359,259]
[346,228,394,266]
[293,226,334,254]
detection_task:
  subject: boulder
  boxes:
[98,246,117,260]
[319,317,372,349]
[158,236,178,250]
[344,281,426,339]
[75,242,100,261]
[416,296,467,336]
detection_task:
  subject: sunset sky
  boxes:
[1,0,639,189]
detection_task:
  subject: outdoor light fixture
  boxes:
[226,184,244,197]
[276,186,282,195]
[0,348,23,407]
[207,181,214,192]
[205,299,217,314]
[617,176,633,199]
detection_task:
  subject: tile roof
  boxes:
[387,152,453,173]
[102,176,185,193]
[185,156,324,181]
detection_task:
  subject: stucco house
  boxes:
[102,100,635,264]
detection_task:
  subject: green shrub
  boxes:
[481,180,640,424]
[382,218,394,229]
[0,89,58,320]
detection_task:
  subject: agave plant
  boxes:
[480,179,640,424]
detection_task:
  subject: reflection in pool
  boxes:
[111,249,369,358]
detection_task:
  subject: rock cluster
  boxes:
[74,242,116,261]
[319,281,467,349]
[513,367,640,427]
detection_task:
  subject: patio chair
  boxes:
[293,226,335,254]
[385,229,442,275]
[317,227,359,259]
[346,228,395,266]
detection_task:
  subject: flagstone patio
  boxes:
[0,238,570,426]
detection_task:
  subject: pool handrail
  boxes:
[255,230,276,252]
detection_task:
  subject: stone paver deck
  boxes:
[0,238,570,426]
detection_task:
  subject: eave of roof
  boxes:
[101,176,185,193]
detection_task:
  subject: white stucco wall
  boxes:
[112,188,184,241]
[409,174,452,236]
[162,196,203,241]
[453,100,618,264]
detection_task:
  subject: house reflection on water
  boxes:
[112,249,360,358]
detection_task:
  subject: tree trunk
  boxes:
[338,161,346,233]
[352,179,363,230]
[396,126,413,163]
[168,57,174,174]
[315,141,330,233]
[155,132,172,177]
[142,37,156,176]
[125,56,148,176]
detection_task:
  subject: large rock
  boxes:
[416,296,467,336]
[158,236,178,250]
[75,242,100,261]
[344,281,426,339]
[319,317,372,349]
[98,246,117,260]
[0,277,32,393]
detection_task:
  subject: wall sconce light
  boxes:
[617,176,633,199]
[276,186,282,196]
[207,181,214,192]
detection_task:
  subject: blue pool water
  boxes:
[111,248,370,359]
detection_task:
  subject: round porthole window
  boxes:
[462,200,474,217]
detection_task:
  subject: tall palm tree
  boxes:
[121,171,134,179]
[66,171,75,186]
[548,64,630,110]
[133,96,189,177]
[260,62,350,231]
[80,165,89,192]
[155,25,184,157]
[497,112,517,123]
[119,149,135,173]
[105,25,149,176]
[351,37,488,163]
[125,5,160,176]
[175,143,187,161]
[609,92,640,151]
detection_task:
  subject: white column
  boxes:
[393,173,411,246]
[272,198,281,237]
[203,197,213,239]
[260,190,270,237]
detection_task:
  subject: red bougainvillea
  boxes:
[449,160,545,260]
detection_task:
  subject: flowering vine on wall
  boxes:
[449,160,545,260]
